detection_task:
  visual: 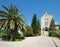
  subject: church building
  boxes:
[41,12,60,35]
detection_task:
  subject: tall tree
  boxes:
[49,18,55,31]
[36,20,41,35]
[31,14,40,36]
[37,20,41,31]
[0,5,27,41]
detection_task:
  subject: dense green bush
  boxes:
[49,30,60,37]
[24,25,41,37]
[24,31,33,37]
[2,35,10,40]
[16,33,25,39]
[0,30,10,40]
[0,30,25,41]
[24,26,33,37]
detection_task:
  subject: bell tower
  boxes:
[41,12,53,35]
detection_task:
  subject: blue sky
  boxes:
[0,0,60,26]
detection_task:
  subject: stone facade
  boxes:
[41,12,53,35]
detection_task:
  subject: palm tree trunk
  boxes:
[10,29,16,41]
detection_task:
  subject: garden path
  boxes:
[0,36,56,47]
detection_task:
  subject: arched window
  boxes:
[45,19,48,26]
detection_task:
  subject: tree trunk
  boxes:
[10,29,16,41]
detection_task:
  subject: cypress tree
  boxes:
[31,14,41,36]
[49,18,55,31]
[37,20,41,35]
[37,20,41,31]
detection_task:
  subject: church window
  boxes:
[45,19,48,26]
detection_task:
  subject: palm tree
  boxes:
[0,5,27,41]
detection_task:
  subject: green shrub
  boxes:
[24,26,33,37]
[2,35,10,40]
[0,30,25,41]
[0,30,10,40]
[16,33,24,39]
[49,30,60,37]
[24,31,33,37]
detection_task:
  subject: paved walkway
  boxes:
[0,36,56,47]
[52,37,60,47]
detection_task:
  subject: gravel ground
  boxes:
[0,36,56,47]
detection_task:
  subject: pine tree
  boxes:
[49,18,55,31]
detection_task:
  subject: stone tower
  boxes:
[41,12,53,35]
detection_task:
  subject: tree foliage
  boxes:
[24,26,33,37]
[37,20,41,31]
[31,14,41,36]
[49,18,55,31]
[0,5,27,41]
